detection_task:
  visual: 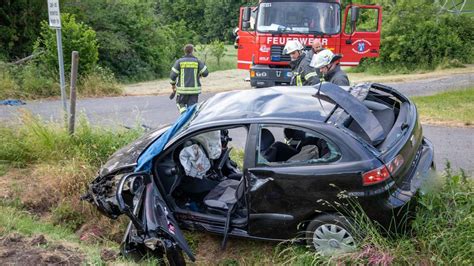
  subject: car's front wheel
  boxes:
[305,214,357,256]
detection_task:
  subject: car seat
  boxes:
[260,128,298,162]
[203,176,244,210]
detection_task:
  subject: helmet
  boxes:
[283,40,304,54]
[310,49,342,68]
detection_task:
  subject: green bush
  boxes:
[34,13,98,75]
[20,63,58,98]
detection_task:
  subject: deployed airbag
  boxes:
[179,144,210,179]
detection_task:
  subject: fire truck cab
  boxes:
[235,0,382,88]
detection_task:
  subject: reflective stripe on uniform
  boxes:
[176,103,187,113]
[170,80,176,85]
[171,67,179,74]
[194,68,197,88]
[304,72,317,80]
[179,62,198,69]
[199,65,207,74]
[176,87,201,94]
[180,68,185,87]
[296,75,302,86]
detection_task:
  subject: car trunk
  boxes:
[341,83,425,187]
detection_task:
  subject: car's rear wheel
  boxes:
[305,214,357,256]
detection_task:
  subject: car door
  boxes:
[246,123,361,239]
[117,172,195,263]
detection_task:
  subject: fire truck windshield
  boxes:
[256,2,340,35]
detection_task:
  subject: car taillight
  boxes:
[363,165,390,186]
[362,155,405,186]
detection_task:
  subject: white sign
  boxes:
[47,0,61,28]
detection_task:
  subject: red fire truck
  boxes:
[235,0,382,87]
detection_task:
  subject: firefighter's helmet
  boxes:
[283,40,304,54]
[310,49,342,68]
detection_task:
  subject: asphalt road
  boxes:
[1,72,473,174]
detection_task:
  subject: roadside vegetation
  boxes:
[413,87,474,126]
[0,113,472,264]
[352,0,473,74]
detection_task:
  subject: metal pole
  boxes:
[69,51,79,135]
[56,28,68,116]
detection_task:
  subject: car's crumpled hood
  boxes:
[99,125,170,177]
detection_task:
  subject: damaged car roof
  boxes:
[190,86,337,126]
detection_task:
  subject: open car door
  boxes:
[115,172,195,265]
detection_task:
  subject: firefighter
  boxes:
[306,39,325,76]
[310,49,350,86]
[283,40,319,86]
[170,44,209,114]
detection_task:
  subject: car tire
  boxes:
[305,214,358,256]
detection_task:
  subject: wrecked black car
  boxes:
[82,83,434,264]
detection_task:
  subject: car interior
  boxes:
[153,128,248,223]
[258,126,339,165]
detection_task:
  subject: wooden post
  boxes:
[68,51,79,135]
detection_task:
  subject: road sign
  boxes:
[47,0,68,117]
[47,0,61,29]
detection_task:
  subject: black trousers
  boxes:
[176,94,198,113]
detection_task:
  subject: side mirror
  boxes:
[242,7,251,22]
[350,6,360,32]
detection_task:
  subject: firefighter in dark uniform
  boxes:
[170,44,209,113]
[310,49,350,86]
[283,40,319,86]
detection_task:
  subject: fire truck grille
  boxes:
[271,46,291,62]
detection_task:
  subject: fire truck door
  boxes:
[340,5,382,67]
[236,7,257,70]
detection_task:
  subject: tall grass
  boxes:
[0,61,122,99]
[0,112,143,237]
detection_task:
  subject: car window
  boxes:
[189,127,247,171]
[256,125,340,166]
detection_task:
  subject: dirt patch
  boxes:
[0,233,84,265]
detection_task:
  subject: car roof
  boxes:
[189,86,336,127]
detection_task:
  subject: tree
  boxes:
[0,0,48,60]
[210,40,226,66]
[34,13,99,75]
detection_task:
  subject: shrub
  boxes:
[20,63,58,98]
[78,66,122,97]
[34,13,98,75]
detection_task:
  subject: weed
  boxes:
[51,201,85,231]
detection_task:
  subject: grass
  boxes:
[412,87,474,126]
[194,44,237,73]
[0,61,122,99]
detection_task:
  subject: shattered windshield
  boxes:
[256,2,340,34]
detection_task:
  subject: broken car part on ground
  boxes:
[82,83,435,264]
